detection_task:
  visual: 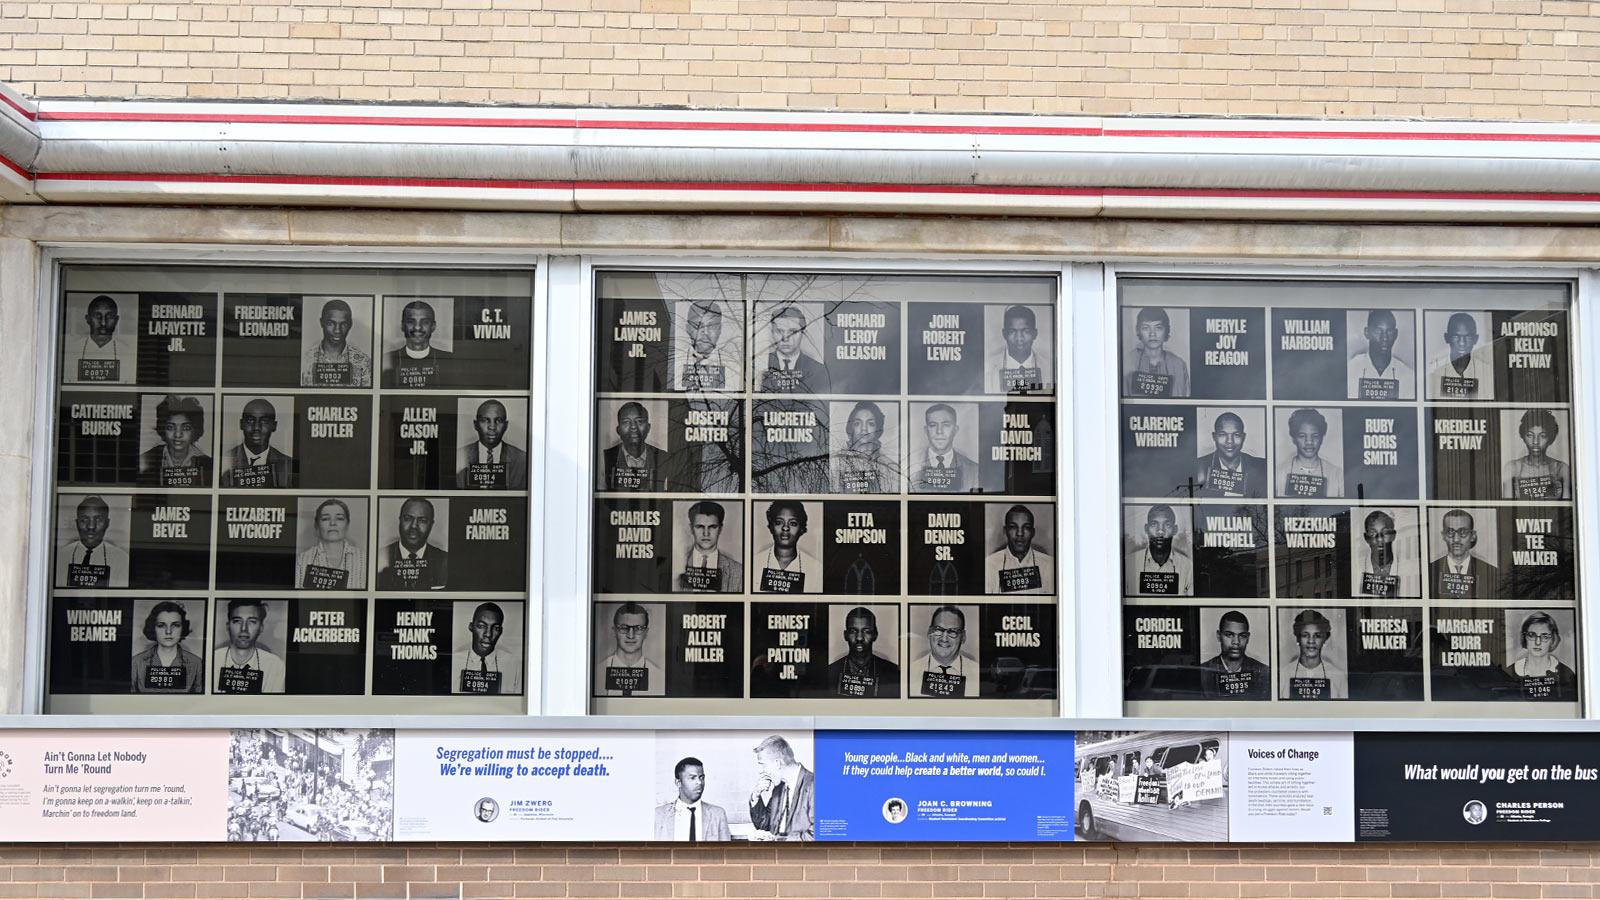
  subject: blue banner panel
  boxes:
[812,729,1074,840]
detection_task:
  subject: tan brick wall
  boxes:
[0,0,1598,120]
[2,843,1599,898]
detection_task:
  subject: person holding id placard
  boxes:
[69,294,135,384]
[221,398,294,488]
[1192,412,1268,499]
[454,602,520,695]
[1122,504,1191,597]
[986,504,1054,595]
[1346,310,1415,401]
[57,495,129,588]
[1200,610,1269,700]
[300,299,372,387]
[986,305,1047,393]
[1276,408,1343,499]
[1430,509,1500,600]
[913,605,979,698]
[826,607,900,698]
[675,501,742,593]
[131,600,203,693]
[598,602,665,696]
[1501,409,1572,500]
[1280,609,1347,700]
[1124,307,1190,398]
[213,599,285,694]
[1354,510,1420,599]
[1504,611,1577,701]
[1427,312,1493,400]
[832,401,897,494]
[384,299,453,388]
[911,404,978,493]
[138,395,213,488]
[456,400,528,490]
[757,501,822,594]
[377,498,448,590]
[295,498,366,590]
[602,402,667,491]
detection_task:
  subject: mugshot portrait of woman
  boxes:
[137,395,213,488]
[295,498,367,590]
[1123,306,1191,398]
[1504,612,1577,701]
[1276,408,1344,499]
[1502,409,1572,500]
[131,600,204,693]
[832,400,898,493]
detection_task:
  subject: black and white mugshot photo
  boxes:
[753,301,832,395]
[1121,305,1190,398]
[983,303,1054,394]
[984,501,1055,596]
[595,398,670,492]
[752,499,825,594]
[825,603,901,699]
[907,401,981,493]
[593,601,667,697]
[1348,506,1423,599]
[1278,607,1349,700]
[1423,310,1495,401]
[298,295,375,388]
[1274,406,1345,499]
[1427,506,1502,600]
[1198,607,1270,701]
[651,731,816,841]
[63,292,138,384]
[1501,608,1579,701]
[1345,308,1417,401]
[1499,408,1572,500]
[380,296,455,389]
[828,399,901,494]
[670,499,744,594]
[907,603,980,698]
[376,496,451,591]
[219,395,297,489]
[1191,406,1269,499]
[129,598,206,694]
[454,396,530,490]
[55,493,132,589]
[293,496,369,590]
[136,393,215,488]
[451,600,523,695]
[1122,503,1193,598]
[671,298,744,392]
[212,598,289,695]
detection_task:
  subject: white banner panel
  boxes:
[1228,731,1354,841]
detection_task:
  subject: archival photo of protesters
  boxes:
[454,397,530,491]
[751,500,825,594]
[829,400,901,494]
[595,398,670,492]
[451,600,523,695]
[219,395,296,489]
[907,603,980,698]
[1198,608,1270,701]
[227,728,394,841]
[823,603,901,699]
[1348,506,1423,599]
[753,302,832,395]
[1191,407,1269,499]
[1074,731,1228,841]
[212,599,289,695]
[670,499,745,593]
[908,401,981,494]
[293,497,369,590]
[985,502,1055,595]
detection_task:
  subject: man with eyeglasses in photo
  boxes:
[1429,508,1501,599]
[598,602,665,697]
[913,605,979,698]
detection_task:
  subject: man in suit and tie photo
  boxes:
[383,299,454,388]
[221,398,295,488]
[653,757,731,841]
[1430,508,1501,600]
[674,500,743,592]
[57,495,130,588]
[601,401,667,491]
[377,497,449,590]
[749,735,815,841]
[759,306,832,394]
[912,403,979,492]
[456,399,529,490]
[1192,411,1268,498]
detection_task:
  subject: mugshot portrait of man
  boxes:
[1430,508,1501,600]
[383,299,453,388]
[602,401,667,491]
[759,306,832,394]
[301,298,373,387]
[987,504,1055,594]
[1123,504,1193,596]
[832,400,898,493]
[675,500,743,593]
[213,599,285,694]
[676,300,740,391]
[914,605,979,698]
[985,304,1048,393]
[221,398,295,488]
[749,735,815,841]
[456,399,529,490]
[1200,610,1269,700]
[1347,309,1416,401]
[598,602,665,696]
[912,403,979,493]
[1354,509,1420,599]
[57,495,130,588]
[1193,411,1268,498]
[69,293,135,384]
[131,600,204,693]
[756,500,823,594]
[826,606,901,698]
[1427,311,1493,400]
[377,497,449,590]
[654,757,731,841]
[1124,306,1190,398]
[1280,609,1347,700]
[138,395,213,488]
[453,601,521,694]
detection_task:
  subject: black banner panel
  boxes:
[45,266,535,714]
[592,271,1060,714]
[1119,277,1582,717]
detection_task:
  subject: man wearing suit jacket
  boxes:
[1192,411,1268,498]
[456,399,529,489]
[602,401,667,491]
[759,306,832,394]
[377,497,449,590]
[1429,508,1501,600]
[912,403,979,492]
[675,500,743,592]
[221,398,295,488]
[383,299,455,388]
[749,735,815,841]
[653,757,731,841]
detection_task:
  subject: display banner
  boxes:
[1226,732,1354,842]
[812,730,1074,840]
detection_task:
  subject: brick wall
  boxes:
[0,0,1597,120]
[1,843,1597,899]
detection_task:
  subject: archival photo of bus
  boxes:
[1073,730,1228,841]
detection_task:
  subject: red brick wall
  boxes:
[2,843,1597,899]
